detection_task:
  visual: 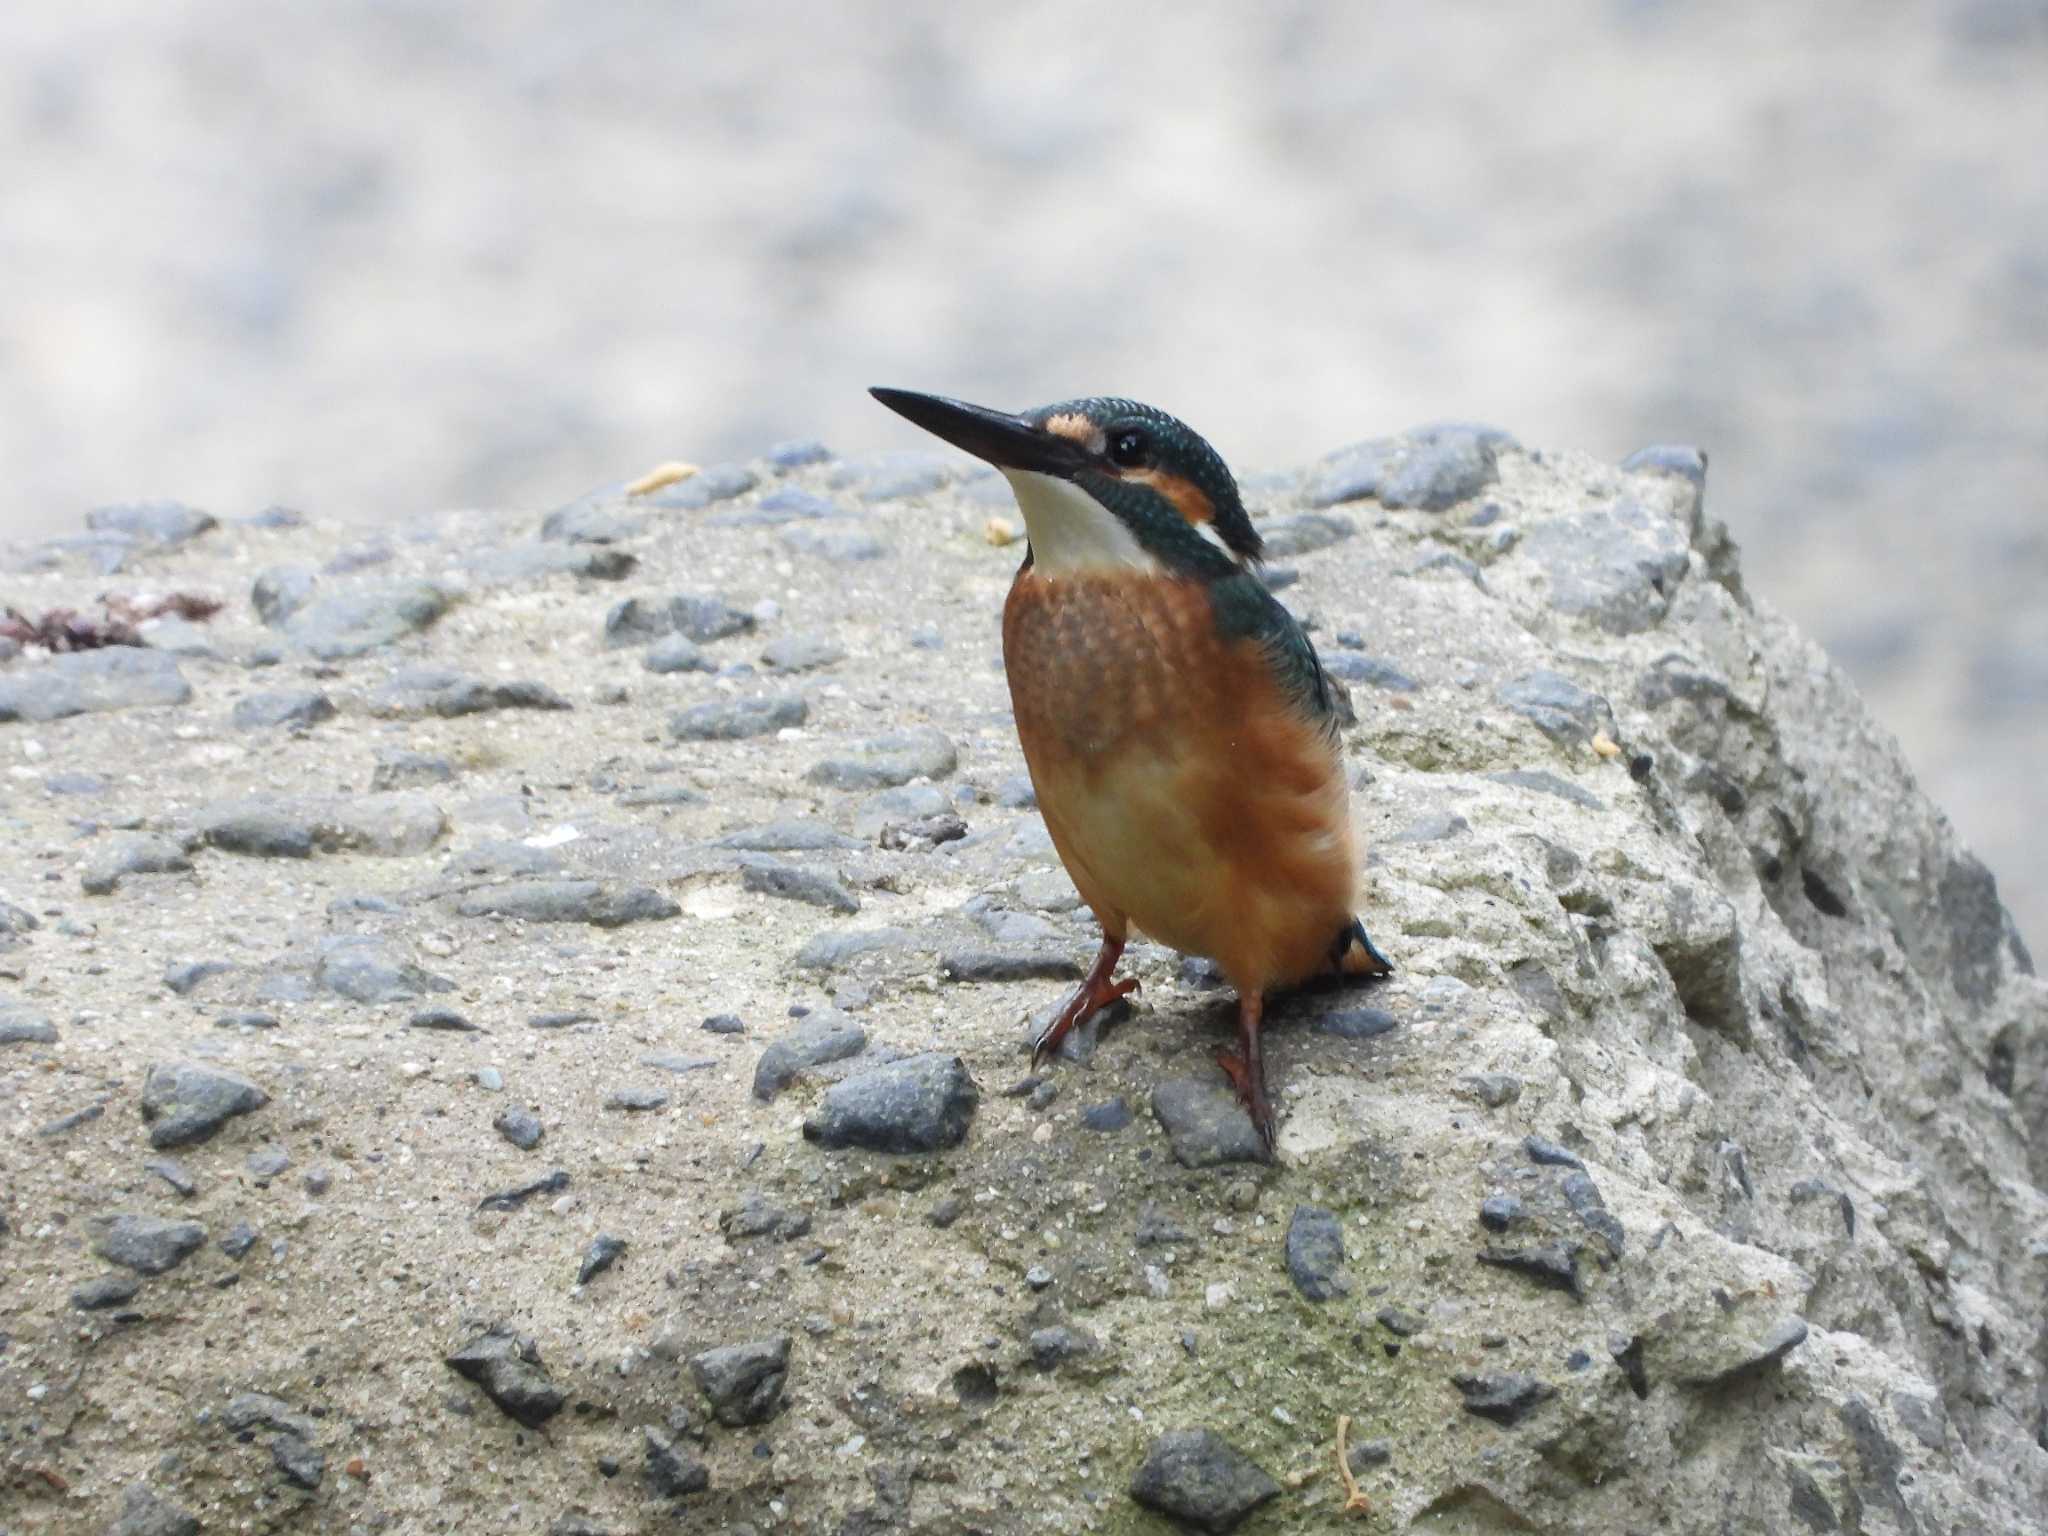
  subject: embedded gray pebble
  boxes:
[761,633,847,672]
[219,1223,260,1258]
[1025,1264,1055,1290]
[1479,1194,1523,1232]
[1309,1007,1397,1040]
[644,1427,710,1497]
[456,879,679,927]
[245,1146,292,1180]
[578,1233,628,1284]
[408,1006,478,1031]
[689,1335,792,1426]
[1285,1205,1348,1301]
[144,1158,198,1197]
[701,1013,746,1034]
[738,855,859,914]
[717,821,863,853]
[140,1060,269,1148]
[282,582,448,660]
[720,1192,812,1243]
[80,834,195,895]
[752,1010,868,1102]
[108,1483,201,1536]
[940,948,1083,983]
[314,935,454,1004]
[643,633,713,673]
[806,726,957,790]
[0,647,193,723]
[793,926,919,972]
[367,667,571,718]
[163,959,234,995]
[477,1169,569,1211]
[369,749,455,791]
[1453,1371,1557,1426]
[1500,670,1615,747]
[1524,1134,1585,1169]
[801,1053,979,1153]
[1028,1324,1098,1370]
[445,1328,567,1426]
[1459,1072,1524,1107]
[605,1085,668,1112]
[1150,1078,1267,1168]
[1128,1428,1281,1534]
[231,689,336,730]
[271,1432,325,1489]
[72,1271,145,1310]
[1478,1242,1583,1299]
[1080,1097,1132,1133]
[96,1214,208,1274]
[669,693,807,741]
[0,1003,58,1044]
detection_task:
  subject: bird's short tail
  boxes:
[1331,916,1394,977]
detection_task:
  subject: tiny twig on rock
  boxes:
[1335,1414,1372,1516]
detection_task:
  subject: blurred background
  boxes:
[1,1,2043,944]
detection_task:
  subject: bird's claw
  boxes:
[1031,975,1140,1070]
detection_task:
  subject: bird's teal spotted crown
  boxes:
[870,387,1265,573]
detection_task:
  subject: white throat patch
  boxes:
[1000,470,1161,575]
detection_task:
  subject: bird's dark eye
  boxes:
[1108,429,1149,468]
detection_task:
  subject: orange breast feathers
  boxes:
[1001,567,1359,991]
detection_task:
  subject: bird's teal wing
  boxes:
[1207,570,1339,735]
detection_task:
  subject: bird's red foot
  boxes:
[1214,1046,1276,1157]
[1032,938,1137,1069]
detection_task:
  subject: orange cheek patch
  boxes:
[1124,467,1215,526]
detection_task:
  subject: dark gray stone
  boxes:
[445,1328,566,1426]
[940,949,1083,983]
[367,667,571,718]
[462,542,634,587]
[477,1169,569,1211]
[1453,1372,1556,1426]
[761,633,847,673]
[648,463,757,509]
[806,726,958,790]
[1128,1428,1281,1534]
[670,693,807,741]
[831,449,954,502]
[1309,1007,1397,1041]
[752,1011,872,1099]
[314,935,454,1003]
[196,793,447,858]
[96,1214,207,1274]
[578,1233,627,1283]
[644,1427,710,1497]
[1490,768,1605,810]
[689,1335,792,1426]
[282,582,448,659]
[1081,1097,1133,1133]
[1478,1242,1582,1299]
[1479,1194,1523,1232]
[231,689,336,730]
[1522,499,1690,634]
[793,926,917,971]
[245,1146,291,1179]
[1621,443,1709,485]
[407,1006,477,1031]
[144,1157,198,1196]
[0,647,191,723]
[801,1053,979,1152]
[1321,652,1419,690]
[457,879,679,926]
[220,1222,260,1257]
[494,1108,544,1150]
[252,564,319,626]
[782,523,887,562]
[606,592,756,647]
[739,856,859,914]
[1151,1078,1268,1168]
[271,1432,325,1489]
[1680,1315,1810,1388]
[1257,512,1355,557]
[0,1003,58,1044]
[72,1271,145,1310]
[0,899,38,939]
[1500,670,1615,747]
[369,749,455,792]
[606,1086,668,1111]
[717,821,862,853]
[1028,1324,1099,1371]
[1309,424,1511,511]
[1561,1170,1626,1253]
[37,1101,107,1137]
[539,492,645,544]
[617,783,705,807]
[767,438,832,469]
[712,484,840,525]
[642,634,712,674]
[720,1192,812,1243]
[140,1061,268,1148]
[1524,1134,1584,1169]
[641,1053,716,1074]
[1285,1206,1348,1300]
[109,1483,201,1536]
[164,959,234,996]
[88,500,217,545]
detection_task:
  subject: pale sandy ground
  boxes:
[1,0,2044,940]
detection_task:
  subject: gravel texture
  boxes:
[0,438,2040,1533]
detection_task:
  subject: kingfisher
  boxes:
[870,387,1392,1154]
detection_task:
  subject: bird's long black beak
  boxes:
[869,387,1086,478]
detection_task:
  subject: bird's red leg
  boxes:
[1031,935,1139,1069]
[1214,990,1275,1156]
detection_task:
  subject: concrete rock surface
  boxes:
[0,436,2040,1532]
